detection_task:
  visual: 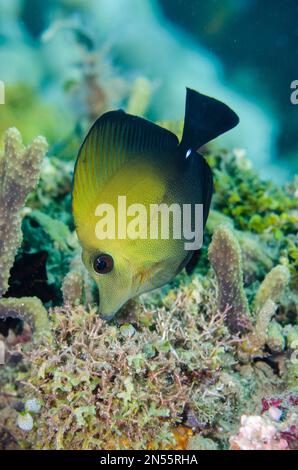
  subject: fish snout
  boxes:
[97,286,130,321]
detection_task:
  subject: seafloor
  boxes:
[0,110,297,448]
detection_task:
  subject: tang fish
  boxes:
[72,88,239,319]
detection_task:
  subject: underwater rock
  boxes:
[206,210,274,285]
[32,157,73,201]
[4,251,52,302]
[0,128,47,297]
[206,209,234,233]
[284,331,298,388]
[0,84,73,152]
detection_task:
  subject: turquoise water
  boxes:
[0,0,297,179]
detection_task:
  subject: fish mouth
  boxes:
[98,292,118,321]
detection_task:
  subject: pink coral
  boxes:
[230,415,288,450]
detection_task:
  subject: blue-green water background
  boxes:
[0,0,297,181]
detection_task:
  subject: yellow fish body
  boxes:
[72,88,239,319]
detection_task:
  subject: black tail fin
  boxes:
[179,88,239,153]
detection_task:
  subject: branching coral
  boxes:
[206,210,274,286]
[253,265,290,312]
[208,224,251,334]
[0,128,50,346]
[0,128,48,296]
[242,299,277,354]
[208,219,293,358]
[241,265,290,356]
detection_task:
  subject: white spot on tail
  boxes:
[186,149,192,159]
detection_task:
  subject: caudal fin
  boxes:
[179,88,239,152]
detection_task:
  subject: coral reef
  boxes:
[208,225,251,334]
[230,415,289,450]
[0,128,297,450]
[230,391,298,450]
[0,128,48,296]
[0,287,232,449]
[243,299,277,355]
[0,128,50,375]
[0,297,49,336]
[253,265,290,312]
[207,149,298,283]
[1,0,297,453]
[0,285,283,450]
[240,264,291,357]
[62,253,96,306]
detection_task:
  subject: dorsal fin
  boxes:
[179,88,239,153]
[72,110,179,220]
[75,111,178,187]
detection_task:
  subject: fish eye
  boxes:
[93,253,114,274]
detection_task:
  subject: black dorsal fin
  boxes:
[201,155,214,227]
[179,88,239,153]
